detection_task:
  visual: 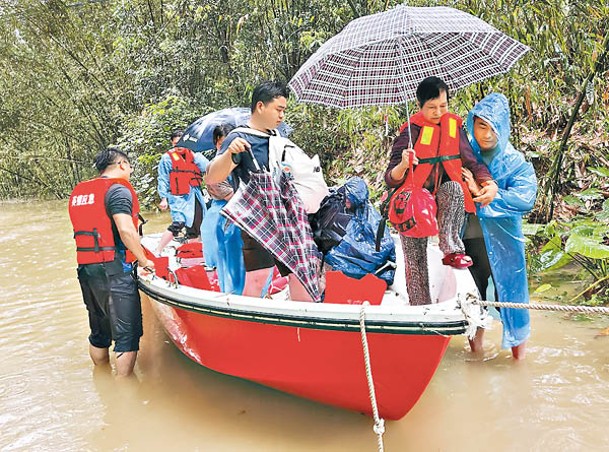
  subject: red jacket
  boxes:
[69,178,140,265]
[404,112,475,212]
[168,147,202,196]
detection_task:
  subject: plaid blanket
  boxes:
[221,171,322,302]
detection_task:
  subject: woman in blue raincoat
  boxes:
[462,93,537,359]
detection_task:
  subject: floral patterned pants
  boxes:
[399,181,465,305]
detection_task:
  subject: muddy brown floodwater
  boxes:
[1,200,608,451]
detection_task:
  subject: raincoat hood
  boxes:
[344,177,369,209]
[466,92,511,159]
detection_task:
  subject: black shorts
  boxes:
[240,230,291,276]
[77,264,143,353]
[167,198,203,239]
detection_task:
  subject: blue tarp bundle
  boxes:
[325,177,396,286]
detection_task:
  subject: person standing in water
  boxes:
[462,92,537,359]
[68,147,154,377]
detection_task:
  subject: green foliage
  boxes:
[117,93,195,206]
[526,201,609,302]
[596,199,609,222]
[565,224,609,260]
[0,0,607,225]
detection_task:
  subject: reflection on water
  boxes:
[1,200,609,451]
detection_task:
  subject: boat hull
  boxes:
[142,284,458,420]
[138,235,475,420]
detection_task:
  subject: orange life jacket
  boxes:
[168,147,202,196]
[68,178,140,265]
[401,111,475,212]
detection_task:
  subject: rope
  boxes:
[474,299,609,315]
[359,302,385,452]
[466,293,609,315]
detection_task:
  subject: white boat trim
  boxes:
[139,234,478,335]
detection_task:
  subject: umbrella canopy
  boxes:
[221,171,322,302]
[288,5,529,108]
[177,107,292,157]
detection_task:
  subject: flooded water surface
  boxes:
[1,200,609,451]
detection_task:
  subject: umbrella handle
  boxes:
[404,101,413,150]
[247,146,262,172]
[234,145,262,173]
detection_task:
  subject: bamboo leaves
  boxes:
[0,0,608,208]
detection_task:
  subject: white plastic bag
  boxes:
[232,127,329,213]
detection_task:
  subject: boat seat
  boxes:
[175,242,204,258]
[176,242,206,267]
[142,246,170,279]
[175,265,220,291]
[324,271,386,305]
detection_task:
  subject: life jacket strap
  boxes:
[138,213,147,237]
[417,154,460,165]
[76,246,116,252]
[74,228,102,252]
[74,228,117,254]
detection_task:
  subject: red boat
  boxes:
[138,235,480,420]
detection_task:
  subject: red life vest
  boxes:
[401,111,475,213]
[168,147,202,196]
[68,178,140,265]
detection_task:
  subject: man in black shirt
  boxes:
[205,81,312,301]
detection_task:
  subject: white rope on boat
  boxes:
[464,292,609,315]
[459,293,494,340]
[359,302,385,452]
[475,300,609,314]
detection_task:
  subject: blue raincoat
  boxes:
[202,198,245,294]
[201,199,222,267]
[325,177,396,285]
[466,93,537,349]
[157,150,209,227]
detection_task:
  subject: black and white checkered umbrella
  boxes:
[288,5,529,108]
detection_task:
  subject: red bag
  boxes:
[387,154,438,238]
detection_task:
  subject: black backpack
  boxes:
[308,186,353,254]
